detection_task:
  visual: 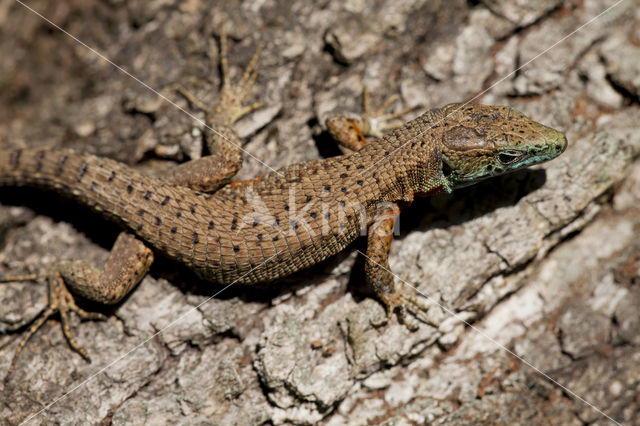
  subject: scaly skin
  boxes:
[0,31,566,375]
[0,105,566,285]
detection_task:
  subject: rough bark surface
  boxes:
[1,0,639,424]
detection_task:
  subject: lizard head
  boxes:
[438,103,566,188]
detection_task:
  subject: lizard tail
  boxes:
[0,147,226,277]
[0,147,155,223]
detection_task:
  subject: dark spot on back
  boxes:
[340,173,348,179]
[10,149,22,169]
[356,165,364,170]
[310,212,317,219]
[233,245,240,252]
[136,224,143,231]
[138,209,145,217]
[176,211,182,218]
[127,184,133,194]
[108,171,116,182]
[257,234,263,241]
[155,216,162,226]
[324,185,331,192]
[144,191,151,200]
[161,196,170,206]
[231,218,237,230]
[77,163,88,182]
[190,205,196,214]
[170,226,177,233]
[193,232,199,244]
[306,195,312,203]
[208,220,215,230]
[55,154,67,176]
[272,235,279,241]
[35,151,45,172]
[356,180,363,186]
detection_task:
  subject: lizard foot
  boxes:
[373,282,440,331]
[326,86,422,151]
[3,269,106,380]
[360,86,422,137]
[178,21,264,126]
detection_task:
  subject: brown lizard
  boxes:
[0,29,567,377]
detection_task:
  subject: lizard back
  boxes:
[0,105,566,285]
[0,117,435,285]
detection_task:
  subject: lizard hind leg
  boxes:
[174,20,264,192]
[2,270,107,379]
[4,232,153,379]
[211,20,264,124]
[178,20,264,127]
[5,271,107,379]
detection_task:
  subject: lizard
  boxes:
[0,28,567,378]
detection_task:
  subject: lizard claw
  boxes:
[5,269,106,381]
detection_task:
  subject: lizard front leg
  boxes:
[326,86,420,152]
[365,203,439,330]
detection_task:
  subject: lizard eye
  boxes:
[497,151,522,165]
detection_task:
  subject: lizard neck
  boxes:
[357,121,448,202]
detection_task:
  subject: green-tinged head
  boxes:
[439,104,567,188]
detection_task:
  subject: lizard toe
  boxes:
[377,284,441,331]
[5,269,105,381]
